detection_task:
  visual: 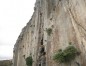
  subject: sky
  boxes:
[0,0,36,60]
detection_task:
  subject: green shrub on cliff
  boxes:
[46,28,52,36]
[53,46,79,63]
[26,56,33,66]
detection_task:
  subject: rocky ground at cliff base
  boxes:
[0,60,12,66]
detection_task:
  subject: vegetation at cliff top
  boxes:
[26,56,33,66]
[53,45,80,63]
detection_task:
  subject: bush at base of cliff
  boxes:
[25,56,33,66]
[53,46,79,63]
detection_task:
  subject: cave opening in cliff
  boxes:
[40,45,45,54]
[40,37,45,54]
[38,63,41,66]
[41,38,43,45]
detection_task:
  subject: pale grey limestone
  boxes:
[13,0,86,66]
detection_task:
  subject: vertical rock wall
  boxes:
[13,0,86,66]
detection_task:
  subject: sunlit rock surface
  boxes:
[13,0,86,66]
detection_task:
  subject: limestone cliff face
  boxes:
[13,0,86,66]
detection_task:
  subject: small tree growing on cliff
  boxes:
[53,45,80,63]
[25,56,33,66]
